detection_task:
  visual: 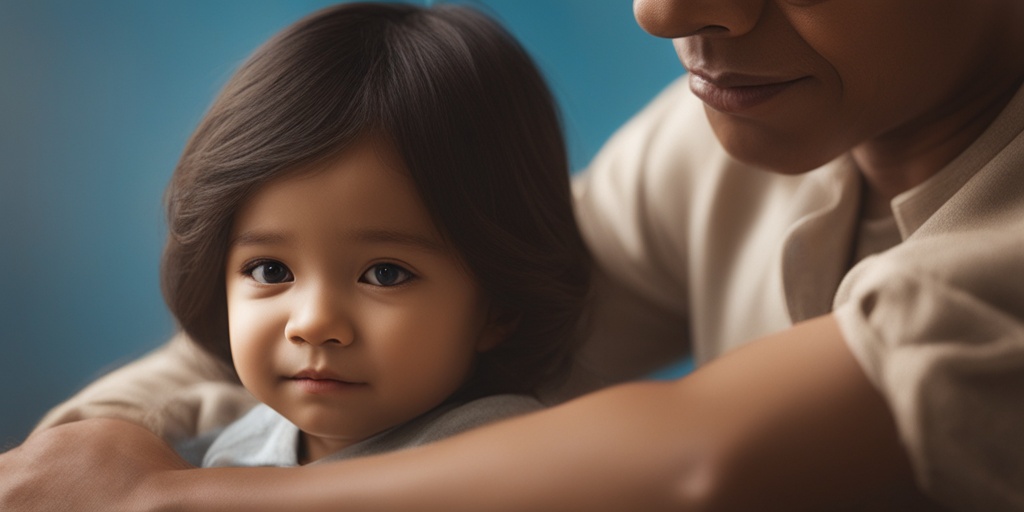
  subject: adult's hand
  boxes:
[0,418,191,512]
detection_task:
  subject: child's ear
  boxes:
[475,308,519,353]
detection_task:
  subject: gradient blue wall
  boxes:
[0,0,683,446]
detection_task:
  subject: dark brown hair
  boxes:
[162,2,590,398]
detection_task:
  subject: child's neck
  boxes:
[298,432,356,465]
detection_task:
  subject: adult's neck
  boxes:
[852,20,1024,203]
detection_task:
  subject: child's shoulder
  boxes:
[442,394,544,427]
[318,394,544,464]
[410,394,544,444]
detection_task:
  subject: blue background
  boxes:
[0,0,683,447]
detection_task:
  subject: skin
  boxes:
[1,318,925,511]
[636,0,1024,199]
[225,138,502,463]
[3,1,1024,510]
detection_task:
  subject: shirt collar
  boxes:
[892,81,1024,239]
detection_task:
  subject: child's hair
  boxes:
[161,2,591,398]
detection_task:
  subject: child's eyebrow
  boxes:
[229,228,447,254]
[230,231,288,247]
[351,228,447,254]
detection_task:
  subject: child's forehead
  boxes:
[239,136,406,208]
[245,142,410,208]
[230,137,449,249]
[282,135,408,183]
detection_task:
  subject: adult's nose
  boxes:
[284,285,355,347]
[633,0,765,38]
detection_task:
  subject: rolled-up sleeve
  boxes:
[833,229,1024,512]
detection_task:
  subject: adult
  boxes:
[3,0,1023,510]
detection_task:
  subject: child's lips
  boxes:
[291,368,345,381]
[288,368,367,389]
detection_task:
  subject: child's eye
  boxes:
[360,263,413,287]
[243,260,294,284]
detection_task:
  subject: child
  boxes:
[165,2,590,466]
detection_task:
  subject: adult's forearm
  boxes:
[157,316,924,512]
[162,381,698,512]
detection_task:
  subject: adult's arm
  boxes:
[563,75,1024,511]
[1,315,929,511]
[34,332,255,441]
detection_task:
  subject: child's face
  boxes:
[634,0,1012,172]
[225,138,501,462]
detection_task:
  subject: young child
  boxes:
[165,2,590,466]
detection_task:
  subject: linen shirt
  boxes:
[569,77,1024,511]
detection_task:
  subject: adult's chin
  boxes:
[706,107,850,175]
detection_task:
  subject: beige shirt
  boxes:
[40,77,1024,510]
[571,77,1024,511]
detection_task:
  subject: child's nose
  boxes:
[284,286,355,347]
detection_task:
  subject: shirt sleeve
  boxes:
[34,332,256,442]
[833,228,1024,512]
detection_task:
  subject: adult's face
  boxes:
[634,0,1015,173]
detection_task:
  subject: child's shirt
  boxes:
[178,394,542,467]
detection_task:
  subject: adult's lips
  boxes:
[688,69,808,113]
